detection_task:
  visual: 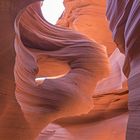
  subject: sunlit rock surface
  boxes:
[37,0,129,140]
[57,0,116,56]
[14,2,109,139]
[2,0,140,140]
[38,114,128,140]
[95,48,127,94]
[37,88,128,140]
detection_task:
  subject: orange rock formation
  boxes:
[2,0,140,140]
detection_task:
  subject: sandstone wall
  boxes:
[57,0,116,56]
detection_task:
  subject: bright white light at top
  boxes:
[41,0,65,25]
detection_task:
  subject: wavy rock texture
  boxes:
[0,0,135,140]
[95,48,127,94]
[14,2,109,139]
[0,1,43,140]
[57,0,116,56]
[37,89,128,140]
[107,0,140,140]
[36,0,129,140]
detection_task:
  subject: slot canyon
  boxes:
[0,0,140,140]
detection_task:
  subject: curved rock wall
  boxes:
[55,0,128,96]
[57,0,116,56]
[14,3,109,138]
[107,0,140,139]
[0,1,42,140]
[0,0,135,140]
[36,1,129,140]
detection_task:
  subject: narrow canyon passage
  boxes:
[0,0,140,140]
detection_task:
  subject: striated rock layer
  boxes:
[14,2,109,139]
[0,1,42,140]
[37,88,128,140]
[38,113,128,140]
[2,0,139,140]
[57,0,116,56]
[35,0,129,139]
[106,0,140,139]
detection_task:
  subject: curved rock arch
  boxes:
[0,1,109,139]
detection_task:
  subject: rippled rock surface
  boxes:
[107,0,140,139]
[2,0,140,140]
